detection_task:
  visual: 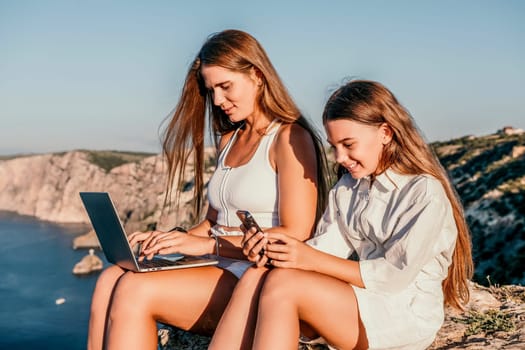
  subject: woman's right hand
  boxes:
[128,231,153,256]
[241,226,268,266]
[129,229,214,261]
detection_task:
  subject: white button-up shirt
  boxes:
[308,169,459,348]
[308,168,457,294]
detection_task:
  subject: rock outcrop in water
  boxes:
[72,249,104,275]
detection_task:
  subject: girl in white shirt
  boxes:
[243,80,473,349]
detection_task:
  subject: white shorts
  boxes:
[215,256,253,279]
[209,225,253,279]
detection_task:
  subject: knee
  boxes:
[105,272,150,321]
[259,269,297,302]
[111,271,152,307]
[90,266,125,315]
[94,265,124,290]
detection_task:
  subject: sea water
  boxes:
[0,211,105,349]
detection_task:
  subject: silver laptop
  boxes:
[79,192,218,272]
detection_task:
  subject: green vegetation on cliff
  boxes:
[84,150,156,172]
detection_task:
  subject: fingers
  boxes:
[245,236,267,262]
[264,243,288,264]
[241,227,256,254]
[142,234,178,256]
[242,229,267,259]
[252,234,267,257]
[265,240,290,253]
[128,231,152,247]
[132,230,183,260]
[241,227,258,247]
[255,253,269,268]
[242,231,298,267]
[142,231,171,251]
[263,235,304,268]
[265,232,289,244]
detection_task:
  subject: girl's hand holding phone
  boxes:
[263,232,311,270]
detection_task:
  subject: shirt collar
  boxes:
[349,168,412,192]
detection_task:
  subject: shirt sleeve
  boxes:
[307,181,354,258]
[359,180,457,293]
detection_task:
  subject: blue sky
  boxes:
[1,0,524,155]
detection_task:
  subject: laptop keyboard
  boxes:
[138,258,178,268]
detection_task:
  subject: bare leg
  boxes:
[106,266,238,349]
[87,265,126,350]
[209,267,270,350]
[253,269,368,350]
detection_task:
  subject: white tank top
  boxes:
[208,121,281,228]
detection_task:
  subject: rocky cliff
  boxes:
[433,128,525,287]
[0,150,216,234]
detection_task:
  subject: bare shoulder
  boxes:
[274,123,315,151]
[271,123,317,170]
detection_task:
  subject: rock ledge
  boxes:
[158,282,525,350]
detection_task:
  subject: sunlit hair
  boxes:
[161,29,329,223]
[322,79,473,310]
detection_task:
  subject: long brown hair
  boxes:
[322,79,473,309]
[162,29,329,222]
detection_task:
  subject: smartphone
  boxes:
[236,210,263,232]
[236,210,265,256]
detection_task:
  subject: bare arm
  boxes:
[265,232,365,288]
[186,205,217,237]
[267,123,318,240]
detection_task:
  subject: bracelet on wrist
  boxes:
[209,233,220,256]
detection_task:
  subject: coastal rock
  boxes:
[72,249,104,275]
[0,149,216,232]
[72,230,100,249]
[0,151,168,225]
[429,282,525,349]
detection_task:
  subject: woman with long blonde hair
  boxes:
[243,79,473,349]
[86,29,329,349]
